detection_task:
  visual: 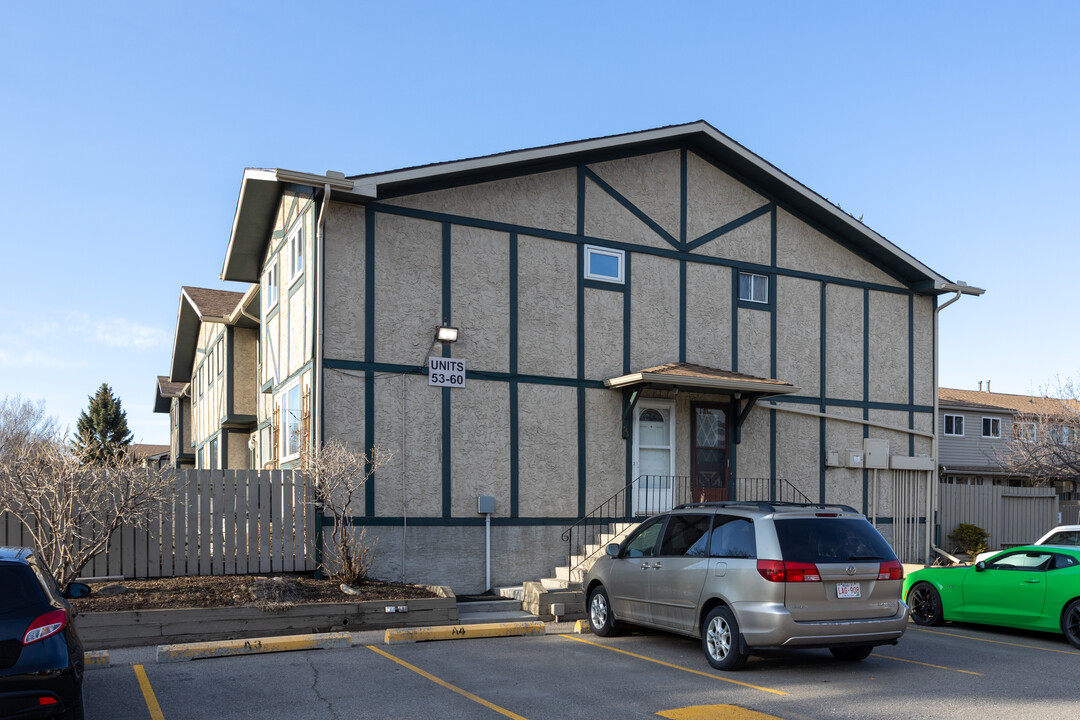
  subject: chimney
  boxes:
[987,380,991,392]
[978,381,983,391]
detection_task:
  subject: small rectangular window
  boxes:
[1016,422,1037,443]
[944,414,964,436]
[738,272,769,303]
[209,438,218,470]
[265,262,279,310]
[584,245,624,284]
[288,225,304,283]
[982,417,1001,438]
[280,382,302,461]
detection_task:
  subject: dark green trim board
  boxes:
[365,210,376,515]
[731,267,740,371]
[584,167,679,249]
[623,251,632,374]
[442,222,453,519]
[577,165,586,235]
[679,148,688,250]
[863,288,871,515]
[819,281,827,504]
[226,327,235,417]
[576,243,587,517]
[686,204,772,251]
[908,294,916,455]
[510,233,519,518]
[679,260,686,362]
[584,279,625,292]
[366,202,913,297]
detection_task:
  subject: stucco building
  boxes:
[157,122,981,590]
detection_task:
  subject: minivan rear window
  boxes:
[0,566,46,613]
[773,518,896,564]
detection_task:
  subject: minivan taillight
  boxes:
[877,560,904,581]
[757,560,822,582]
[23,609,67,645]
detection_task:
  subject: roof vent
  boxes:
[326,171,346,180]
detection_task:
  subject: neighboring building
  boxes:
[156,286,260,470]
[131,443,170,469]
[159,121,982,590]
[939,386,1080,500]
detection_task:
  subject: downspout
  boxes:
[930,289,964,566]
[314,183,330,577]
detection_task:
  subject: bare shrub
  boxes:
[0,398,175,587]
[305,439,392,584]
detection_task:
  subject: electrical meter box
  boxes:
[477,495,495,514]
[863,438,890,469]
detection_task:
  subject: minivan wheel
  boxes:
[1062,599,1080,649]
[702,607,747,671]
[908,582,944,626]
[589,586,619,637]
[829,645,874,661]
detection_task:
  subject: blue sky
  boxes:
[2,1,1077,443]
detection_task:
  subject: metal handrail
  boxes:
[560,476,813,580]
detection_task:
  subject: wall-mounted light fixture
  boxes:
[435,325,459,343]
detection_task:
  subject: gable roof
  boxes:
[168,286,247,383]
[154,375,188,414]
[220,121,984,297]
[605,362,800,397]
[939,387,1080,418]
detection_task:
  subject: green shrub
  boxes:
[949,523,990,556]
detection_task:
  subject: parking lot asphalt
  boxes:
[85,619,1080,720]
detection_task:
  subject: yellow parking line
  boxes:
[870,653,980,675]
[133,664,165,720]
[558,635,787,696]
[657,705,785,720]
[912,627,1080,656]
[367,646,530,720]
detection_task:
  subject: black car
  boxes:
[0,547,90,720]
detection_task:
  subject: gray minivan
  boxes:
[582,501,909,670]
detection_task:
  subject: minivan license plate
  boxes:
[837,582,861,598]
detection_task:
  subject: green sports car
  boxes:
[903,545,1080,648]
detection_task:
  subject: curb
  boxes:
[155,631,351,663]
[384,620,545,645]
[85,650,110,669]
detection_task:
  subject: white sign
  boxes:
[428,357,466,388]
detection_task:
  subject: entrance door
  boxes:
[633,400,675,515]
[692,404,730,502]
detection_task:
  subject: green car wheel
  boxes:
[908,582,944,626]
[1063,599,1080,649]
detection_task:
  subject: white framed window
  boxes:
[981,417,1001,438]
[943,414,964,436]
[287,224,304,283]
[265,261,279,311]
[1017,422,1037,443]
[584,245,624,284]
[279,381,302,461]
[738,272,769,303]
[209,438,218,470]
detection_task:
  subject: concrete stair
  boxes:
[455,595,538,624]
[541,522,640,589]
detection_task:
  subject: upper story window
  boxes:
[280,381,302,462]
[265,261,279,311]
[584,245,624,284]
[1017,422,1037,443]
[943,414,964,436]
[738,272,769,304]
[982,417,1001,438]
[288,224,304,283]
[216,339,224,376]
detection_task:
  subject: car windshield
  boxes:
[0,566,46,613]
[773,517,896,564]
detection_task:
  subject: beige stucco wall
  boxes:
[684,262,732,368]
[825,284,864,401]
[451,226,510,373]
[518,235,577,378]
[450,380,511,517]
[630,254,680,371]
[382,168,578,236]
[686,151,768,242]
[776,275,820,396]
[322,202,367,361]
[584,388,626,510]
[233,327,258,416]
[517,383,578,517]
[373,213,443,364]
[584,289,624,381]
[371,372,442,518]
[693,213,771,265]
[912,295,935,408]
[774,411,821,501]
[868,291,909,406]
[587,151,681,244]
[737,308,771,380]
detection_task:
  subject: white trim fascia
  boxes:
[605,372,800,395]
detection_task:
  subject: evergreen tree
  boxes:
[74,383,133,465]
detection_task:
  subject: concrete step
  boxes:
[494,585,524,601]
[457,598,524,614]
[456,609,539,624]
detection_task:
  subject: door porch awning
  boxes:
[605,362,801,439]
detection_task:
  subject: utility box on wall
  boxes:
[842,450,864,467]
[477,495,495,514]
[863,439,889,469]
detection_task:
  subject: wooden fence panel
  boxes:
[259,471,273,573]
[223,471,236,575]
[939,484,1059,553]
[281,471,294,572]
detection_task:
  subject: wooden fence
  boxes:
[938,484,1059,553]
[1,470,317,579]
